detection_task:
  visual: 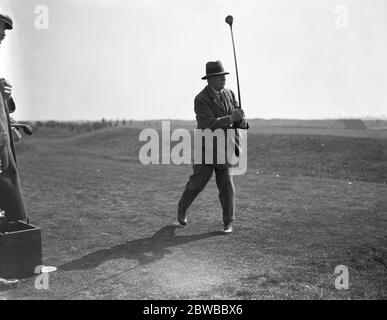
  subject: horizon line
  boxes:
[17,117,387,122]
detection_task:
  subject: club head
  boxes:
[11,124,34,135]
[225,15,233,26]
[21,125,34,135]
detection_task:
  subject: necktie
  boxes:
[219,93,228,113]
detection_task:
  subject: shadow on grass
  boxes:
[59,225,223,271]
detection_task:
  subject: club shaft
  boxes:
[229,26,241,108]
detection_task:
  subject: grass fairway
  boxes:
[1,126,386,300]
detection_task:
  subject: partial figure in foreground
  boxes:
[177,61,248,234]
[0,10,24,290]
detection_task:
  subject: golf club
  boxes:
[225,15,241,109]
[11,123,34,136]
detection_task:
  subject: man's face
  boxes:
[0,22,7,44]
[208,75,226,92]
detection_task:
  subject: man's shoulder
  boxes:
[194,87,212,110]
[195,87,209,101]
[195,87,233,100]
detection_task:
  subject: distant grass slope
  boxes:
[21,125,387,184]
[248,134,387,184]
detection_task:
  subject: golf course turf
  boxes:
[1,124,386,300]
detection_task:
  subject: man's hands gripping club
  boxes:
[230,109,245,123]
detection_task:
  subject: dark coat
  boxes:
[194,86,248,168]
[0,95,27,221]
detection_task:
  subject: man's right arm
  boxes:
[194,96,232,130]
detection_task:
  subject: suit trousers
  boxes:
[178,164,235,224]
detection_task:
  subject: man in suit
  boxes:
[0,10,23,290]
[177,60,248,233]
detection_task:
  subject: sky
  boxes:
[0,0,386,121]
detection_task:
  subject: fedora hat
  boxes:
[0,11,13,30]
[201,60,229,80]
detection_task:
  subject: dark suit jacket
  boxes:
[0,96,27,221]
[194,86,248,167]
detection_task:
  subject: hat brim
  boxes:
[0,17,13,30]
[201,72,229,80]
